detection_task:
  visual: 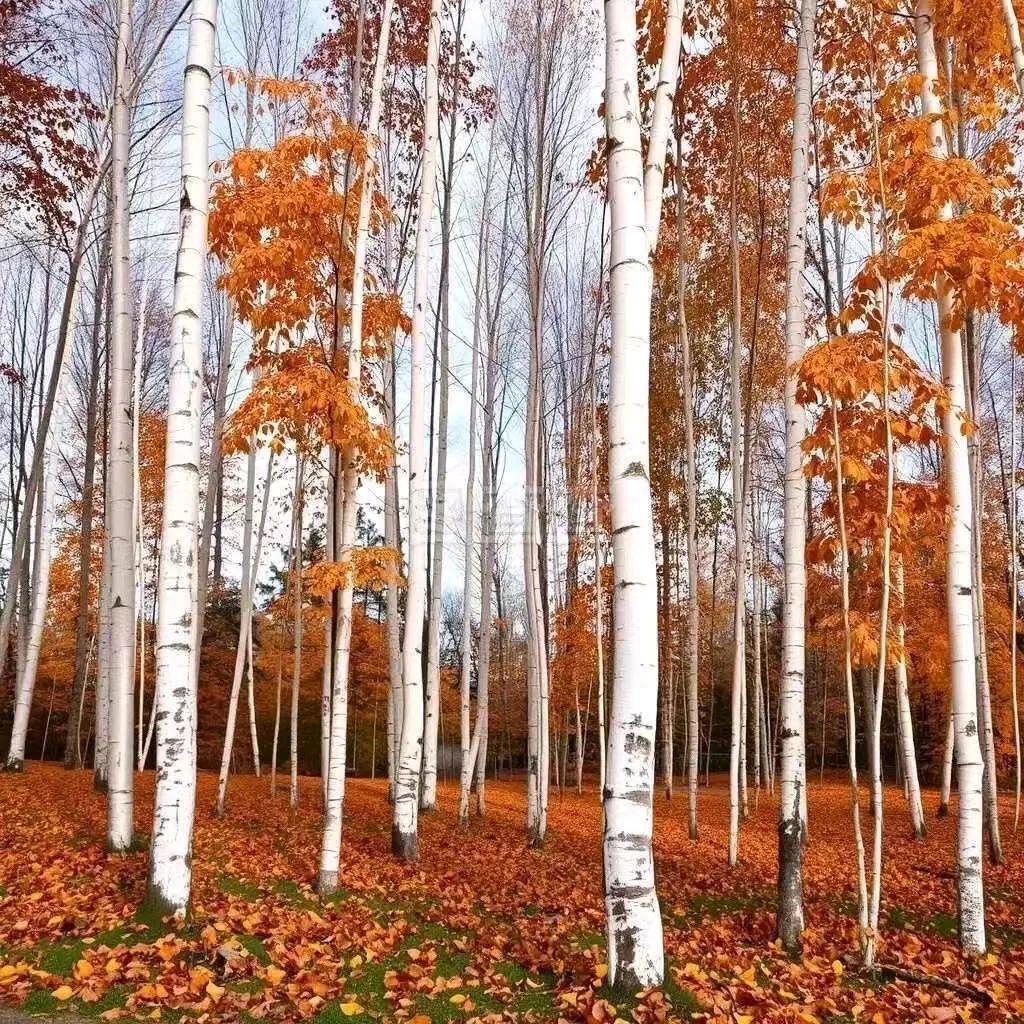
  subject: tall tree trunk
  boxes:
[831,403,870,959]
[726,27,745,866]
[894,562,926,839]
[601,0,679,989]
[6,442,56,769]
[913,0,986,954]
[675,150,700,840]
[215,447,258,816]
[64,249,108,769]
[457,143,491,825]
[776,0,815,954]
[144,0,218,919]
[290,457,305,809]
[384,340,402,799]
[393,0,435,860]
[106,0,137,848]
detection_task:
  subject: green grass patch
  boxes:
[661,968,703,1019]
[566,928,604,950]
[508,985,558,1017]
[38,938,87,975]
[313,999,374,1024]
[229,977,268,994]
[236,933,271,965]
[491,961,528,986]
[928,912,958,940]
[686,893,760,920]
[217,874,262,901]
[75,984,130,1017]
[411,988,502,1024]
[272,878,317,909]
[20,988,63,1015]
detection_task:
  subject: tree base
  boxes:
[937,801,949,819]
[139,886,186,926]
[317,870,339,899]
[391,825,419,861]
[2,759,25,773]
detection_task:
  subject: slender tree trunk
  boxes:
[215,447,258,816]
[384,342,402,799]
[602,0,679,988]
[65,249,108,769]
[290,458,305,809]
[776,0,815,954]
[726,33,745,866]
[457,151,489,825]
[675,149,699,840]
[5,445,55,770]
[134,268,151,771]
[1011,347,1021,831]
[914,0,985,954]
[106,0,137,848]
[894,561,925,838]
[831,403,870,959]
[938,709,955,817]
[144,0,218,919]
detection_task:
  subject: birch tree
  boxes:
[393,0,441,863]
[144,0,218,919]
[601,0,680,989]
[776,0,816,955]
[318,0,397,889]
[105,0,137,851]
[912,0,985,955]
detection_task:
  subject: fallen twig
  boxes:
[865,963,993,1006]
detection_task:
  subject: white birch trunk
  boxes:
[134,267,150,771]
[726,51,746,865]
[457,175,489,825]
[1000,0,1024,94]
[914,0,986,954]
[318,0,396,888]
[894,561,926,839]
[145,0,218,918]
[5,448,56,770]
[602,0,673,988]
[290,457,305,809]
[214,446,257,816]
[677,166,699,839]
[393,0,440,862]
[776,0,815,954]
[642,0,682,253]
[106,0,137,849]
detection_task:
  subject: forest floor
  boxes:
[0,767,1022,1024]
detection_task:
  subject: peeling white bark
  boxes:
[777,0,816,954]
[914,0,986,954]
[145,0,218,919]
[106,0,137,849]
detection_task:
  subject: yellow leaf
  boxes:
[739,966,758,987]
[595,963,608,979]
[449,994,466,1006]
[339,1002,364,1016]
[349,955,363,969]
[53,985,75,1001]
[75,959,94,979]
[206,981,226,1002]
[737,1016,753,1024]
[265,966,286,986]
